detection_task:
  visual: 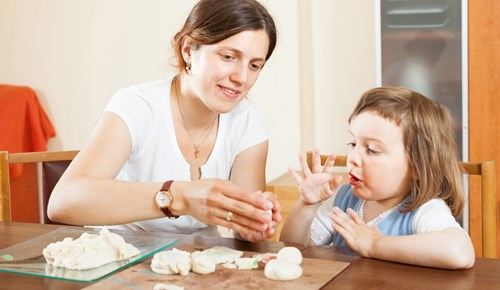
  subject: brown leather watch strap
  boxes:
[159,180,179,219]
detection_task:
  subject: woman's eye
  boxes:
[221,53,235,61]
[366,147,378,155]
[347,142,356,148]
[250,63,262,71]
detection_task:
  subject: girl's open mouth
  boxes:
[348,173,362,186]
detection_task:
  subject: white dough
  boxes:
[191,252,216,274]
[234,257,258,269]
[222,262,237,269]
[153,283,184,290]
[202,246,243,264]
[264,259,303,281]
[42,227,140,270]
[276,247,302,265]
[149,246,255,277]
[264,247,303,281]
[150,248,191,276]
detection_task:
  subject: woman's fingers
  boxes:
[217,198,272,224]
[223,216,274,243]
[216,217,262,242]
[207,186,272,225]
[261,191,281,211]
[210,207,269,232]
[215,180,273,211]
[261,191,282,223]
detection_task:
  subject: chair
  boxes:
[305,151,497,258]
[0,150,79,223]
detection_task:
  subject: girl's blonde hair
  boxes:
[348,86,464,217]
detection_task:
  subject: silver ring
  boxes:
[225,211,234,222]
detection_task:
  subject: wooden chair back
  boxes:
[306,151,497,258]
[0,150,79,223]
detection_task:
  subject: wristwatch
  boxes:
[155,180,179,219]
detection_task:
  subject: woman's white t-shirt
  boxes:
[102,78,268,234]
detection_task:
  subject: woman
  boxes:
[48,0,281,242]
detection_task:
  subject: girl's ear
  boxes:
[180,36,194,64]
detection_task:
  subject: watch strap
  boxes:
[159,180,179,219]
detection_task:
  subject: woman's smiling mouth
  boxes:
[218,84,241,99]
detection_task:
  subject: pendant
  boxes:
[194,146,200,159]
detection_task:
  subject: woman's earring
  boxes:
[185,60,191,74]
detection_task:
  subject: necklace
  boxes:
[177,95,219,159]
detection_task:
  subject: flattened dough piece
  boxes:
[234,257,258,269]
[202,246,243,264]
[151,248,191,276]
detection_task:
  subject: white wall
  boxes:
[307,0,377,153]
[0,0,375,180]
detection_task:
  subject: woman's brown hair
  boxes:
[172,0,277,73]
[348,86,464,217]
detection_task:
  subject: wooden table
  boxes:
[1,222,499,289]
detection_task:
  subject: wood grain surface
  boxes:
[84,244,350,290]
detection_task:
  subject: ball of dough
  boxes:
[264,259,303,281]
[276,247,302,265]
[191,253,216,274]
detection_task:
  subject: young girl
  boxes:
[280,86,475,269]
[48,0,280,242]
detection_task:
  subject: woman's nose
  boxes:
[230,63,248,85]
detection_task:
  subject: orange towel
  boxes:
[0,84,56,176]
[0,84,56,222]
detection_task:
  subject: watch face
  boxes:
[156,191,171,208]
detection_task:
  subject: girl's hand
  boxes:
[329,207,382,257]
[288,149,343,205]
[171,179,280,242]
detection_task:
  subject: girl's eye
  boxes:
[347,142,356,148]
[366,147,378,155]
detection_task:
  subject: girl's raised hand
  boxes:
[288,149,343,205]
[329,207,382,257]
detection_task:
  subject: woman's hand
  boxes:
[329,207,382,257]
[170,179,281,242]
[289,149,343,205]
[237,191,282,242]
